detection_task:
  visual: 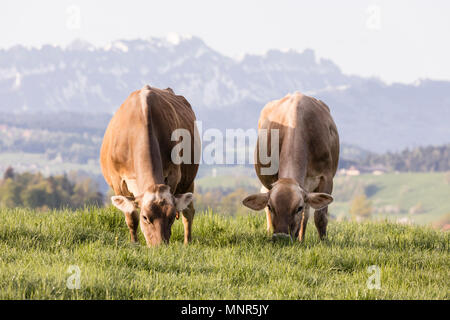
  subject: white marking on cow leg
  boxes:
[260,185,272,232]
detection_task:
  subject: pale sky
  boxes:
[1,0,450,83]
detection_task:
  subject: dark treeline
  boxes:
[359,144,450,172]
[0,167,104,210]
[0,112,110,136]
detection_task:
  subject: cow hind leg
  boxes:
[180,182,196,245]
[314,177,333,240]
[314,207,328,240]
[182,202,195,245]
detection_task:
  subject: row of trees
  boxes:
[0,167,104,210]
[361,144,450,172]
[0,126,101,164]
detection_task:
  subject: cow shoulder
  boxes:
[139,85,160,124]
[298,95,336,172]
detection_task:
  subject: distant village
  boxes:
[337,165,388,176]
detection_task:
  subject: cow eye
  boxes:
[267,204,272,212]
[142,215,153,224]
[297,206,304,213]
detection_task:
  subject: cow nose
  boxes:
[148,237,167,247]
[272,233,291,241]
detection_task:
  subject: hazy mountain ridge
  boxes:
[0,36,449,152]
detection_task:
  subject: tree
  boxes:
[0,178,22,207]
[0,168,104,210]
[361,143,450,172]
[3,166,14,180]
[22,182,50,208]
[349,194,372,221]
[71,177,104,207]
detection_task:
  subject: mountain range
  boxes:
[1,35,449,152]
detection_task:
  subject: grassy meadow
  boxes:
[330,172,450,225]
[0,206,448,299]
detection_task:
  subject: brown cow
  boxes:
[100,85,200,246]
[242,92,339,242]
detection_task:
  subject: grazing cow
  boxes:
[242,92,339,241]
[100,85,200,246]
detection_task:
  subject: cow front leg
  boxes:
[125,210,140,243]
[182,202,195,245]
[111,194,140,244]
[314,207,328,240]
[265,206,273,233]
[314,177,333,240]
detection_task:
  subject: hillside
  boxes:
[195,171,450,226]
[0,207,447,299]
[1,36,449,152]
[331,172,450,225]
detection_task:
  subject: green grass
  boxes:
[0,207,448,299]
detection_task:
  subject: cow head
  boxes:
[242,178,333,240]
[112,184,193,246]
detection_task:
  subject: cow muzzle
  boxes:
[272,233,293,243]
[140,219,170,247]
[145,234,169,247]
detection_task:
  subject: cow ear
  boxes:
[305,193,333,210]
[174,193,193,211]
[111,195,136,213]
[242,193,269,211]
